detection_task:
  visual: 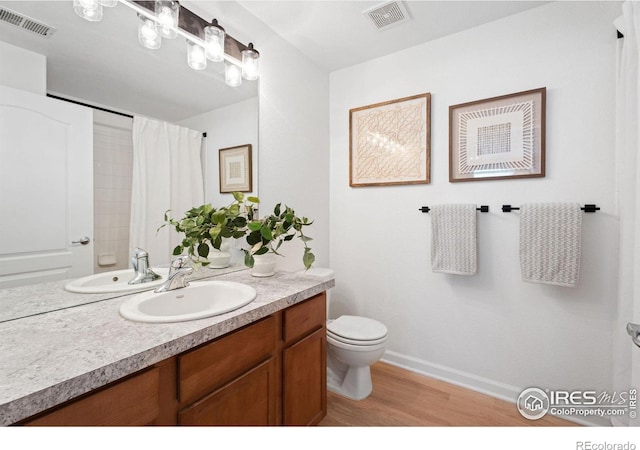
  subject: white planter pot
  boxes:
[207,250,231,269]
[251,253,277,277]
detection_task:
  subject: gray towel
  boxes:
[519,203,582,287]
[430,204,477,275]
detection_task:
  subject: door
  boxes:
[0,85,93,288]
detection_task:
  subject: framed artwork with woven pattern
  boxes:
[349,93,431,187]
[449,88,546,182]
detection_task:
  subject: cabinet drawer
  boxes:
[25,368,160,426]
[283,293,326,344]
[178,358,276,426]
[178,316,276,405]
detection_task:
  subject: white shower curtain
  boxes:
[613,1,640,427]
[130,116,204,266]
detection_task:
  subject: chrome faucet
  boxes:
[154,256,193,293]
[128,248,162,285]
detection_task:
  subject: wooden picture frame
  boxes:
[449,87,546,182]
[349,93,431,187]
[219,144,252,193]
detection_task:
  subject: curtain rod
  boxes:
[47,93,133,118]
[45,94,207,138]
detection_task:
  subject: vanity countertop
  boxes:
[0,269,335,426]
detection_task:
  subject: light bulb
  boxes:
[155,1,179,39]
[187,41,207,71]
[241,43,259,80]
[225,62,242,87]
[137,14,160,50]
[73,0,103,21]
[204,21,225,62]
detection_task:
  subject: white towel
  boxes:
[519,203,582,287]
[430,204,477,275]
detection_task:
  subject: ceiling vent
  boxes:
[363,1,411,31]
[0,6,56,38]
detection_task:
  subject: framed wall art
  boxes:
[449,87,546,182]
[349,93,431,187]
[219,144,252,193]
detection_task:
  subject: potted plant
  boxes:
[159,192,258,267]
[160,192,315,273]
[243,202,315,275]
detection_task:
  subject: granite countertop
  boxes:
[0,269,335,425]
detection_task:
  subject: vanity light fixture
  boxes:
[137,13,161,49]
[241,43,259,81]
[187,41,207,71]
[225,61,242,87]
[73,0,103,22]
[204,19,225,62]
[73,0,260,85]
[154,0,179,39]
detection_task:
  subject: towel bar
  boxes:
[501,204,600,213]
[419,206,489,213]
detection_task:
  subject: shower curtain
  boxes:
[613,1,640,427]
[129,116,204,267]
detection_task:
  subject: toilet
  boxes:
[326,315,388,400]
[303,267,388,400]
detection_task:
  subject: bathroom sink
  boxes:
[64,268,170,294]
[119,280,257,323]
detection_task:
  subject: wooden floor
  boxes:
[319,362,576,427]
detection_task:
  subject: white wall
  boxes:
[329,1,620,425]
[0,41,46,95]
[180,96,259,207]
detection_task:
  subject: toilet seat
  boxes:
[327,315,388,346]
[327,331,387,346]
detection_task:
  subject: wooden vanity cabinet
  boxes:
[177,315,278,426]
[23,366,163,426]
[22,292,327,427]
[282,293,327,425]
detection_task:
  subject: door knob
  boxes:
[627,322,640,349]
[72,236,91,245]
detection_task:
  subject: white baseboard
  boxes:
[380,350,609,427]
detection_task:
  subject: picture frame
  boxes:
[219,144,252,193]
[449,87,546,182]
[349,93,431,187]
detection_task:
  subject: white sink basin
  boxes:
[119,280,257,323]
[64,268,170,294]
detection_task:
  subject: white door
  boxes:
[0,85,93,288]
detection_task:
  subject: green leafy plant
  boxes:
[160,192,315,270]
[243,202,315,270]
[159,192,258,266]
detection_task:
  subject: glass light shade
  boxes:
[73,0,103,22]
[155,1,179,39]
[138,14,161,50]
[187,41,207,71]
[97,0,118,7]
[204,24,225,62]
[241,44,259,80]
[225,62,242,87]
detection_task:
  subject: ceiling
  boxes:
[236,0,549,72]
[0,1,549,121]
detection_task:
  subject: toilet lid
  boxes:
[327,315,388,342]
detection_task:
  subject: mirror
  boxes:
[0,0,259,322]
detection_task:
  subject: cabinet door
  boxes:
[283,328,326,425]
[178,358,276,426]
[25,368,160,426]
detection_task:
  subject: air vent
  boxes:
[363,1,411,30]
[0,6,56,38]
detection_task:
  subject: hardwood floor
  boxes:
[319,362,576,427]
